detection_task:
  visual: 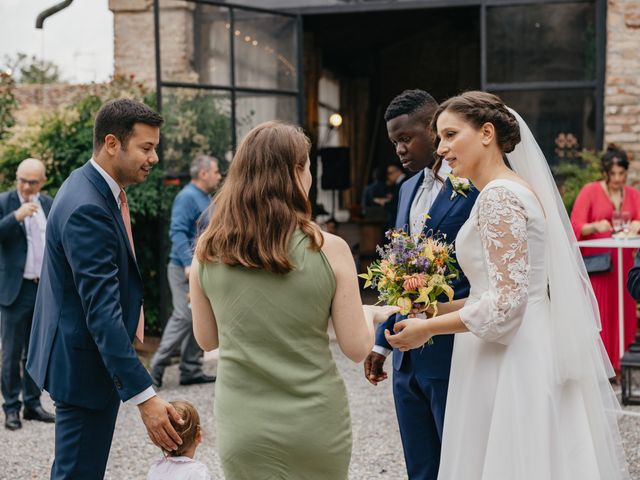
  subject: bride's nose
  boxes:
[437,143,449,156]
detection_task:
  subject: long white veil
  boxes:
[506,109,629,479]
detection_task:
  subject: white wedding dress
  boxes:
[438,179,629,479]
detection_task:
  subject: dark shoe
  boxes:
[23,406,55,423]
[179,374,216,386]
[5,411,21,430]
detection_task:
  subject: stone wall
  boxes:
[11,83,95,124]
[109,0,196,86]
[605,0,640,178]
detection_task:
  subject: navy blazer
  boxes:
[27,162,152,410]
[0,190,53,307]
[374,170,477,378]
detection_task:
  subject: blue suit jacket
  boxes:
[0,190,53,307]
[27,162,152,410]
[375,170,477,378]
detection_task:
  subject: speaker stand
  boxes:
[331,189,337,218]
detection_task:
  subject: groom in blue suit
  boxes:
[27,99,183,479]
[364,90,477,479]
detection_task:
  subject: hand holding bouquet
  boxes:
[359,229,459,320]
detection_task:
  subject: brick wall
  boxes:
[12,83,98,124]
[109,0,197,86]
[605,0,640,179]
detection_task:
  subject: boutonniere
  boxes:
[448,174,472,200]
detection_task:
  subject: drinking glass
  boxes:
[622,211,632,235]
[612,212,623,234]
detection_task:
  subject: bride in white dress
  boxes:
[385,91,629,479]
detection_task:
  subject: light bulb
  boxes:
[329,113,343,128]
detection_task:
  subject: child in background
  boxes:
[147,400,211,480]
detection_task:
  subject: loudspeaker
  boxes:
[319,147,350,190]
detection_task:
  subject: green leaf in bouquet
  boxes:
[397,297,412,316]
[415,286,433,303]
[441,284,454,302]
[358,266,374,289]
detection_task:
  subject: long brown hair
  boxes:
[195,121,323,274]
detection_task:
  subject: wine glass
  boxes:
[622,211,632,235]
[612,212,623,234]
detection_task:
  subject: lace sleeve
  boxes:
[459,186,530,344]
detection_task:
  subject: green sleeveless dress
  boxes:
[198,230,352,480]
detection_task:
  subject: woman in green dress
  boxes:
[189,121,397,480]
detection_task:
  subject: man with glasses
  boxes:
[0,158,54,430]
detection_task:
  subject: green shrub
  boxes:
[553,149,602,213]
[0,71,17,140]
[0,75,230,333]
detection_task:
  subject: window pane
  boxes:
[487,3,596,83]
[159,5,232,85]
[161,87,232,176]
[235,93,298,143]
[492,89,596,164]
[233,11,298,91]
[194,4,232,86]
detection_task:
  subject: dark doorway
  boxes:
[303,6,480,207]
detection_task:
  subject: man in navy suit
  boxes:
[364,90,477,480]
[27,99,183,479]
[0,158,54,430]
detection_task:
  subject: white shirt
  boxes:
[90,158,122,207]
[373,162,451,357]
[18,192,47,280]
[147,456,211,480]
[89,159,155,405]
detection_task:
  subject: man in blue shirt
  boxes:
[150,154,221,387]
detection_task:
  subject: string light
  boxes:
[220,23,296,77]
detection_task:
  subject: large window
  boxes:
[482,1,602,163]
[155,0,303,175]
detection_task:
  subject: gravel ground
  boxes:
[1,344,639,480]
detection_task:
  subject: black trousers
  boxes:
[0,279,41,414]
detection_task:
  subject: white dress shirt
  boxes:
[373,162,451,357]
[147,456,211,480]
[89,159,155,405]
[19,192,47,280]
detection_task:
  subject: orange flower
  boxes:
[402,273,427,291]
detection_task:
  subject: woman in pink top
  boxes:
[571,144,640,372]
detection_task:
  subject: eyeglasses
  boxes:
[17,177,43,187]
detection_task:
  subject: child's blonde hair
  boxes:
[167,400,201,457]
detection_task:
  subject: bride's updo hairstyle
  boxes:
[430,91,521,173]
[195,121,323,274]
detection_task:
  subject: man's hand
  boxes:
[184,266,191,279]
[364,351,388,386]
[138,395,183,452]
[14,202,39,222]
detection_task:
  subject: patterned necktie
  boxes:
[410,172,435,235]
[119,189,145,343]
[26,210,44,276]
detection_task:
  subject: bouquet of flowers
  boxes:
[359,229,459,318]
